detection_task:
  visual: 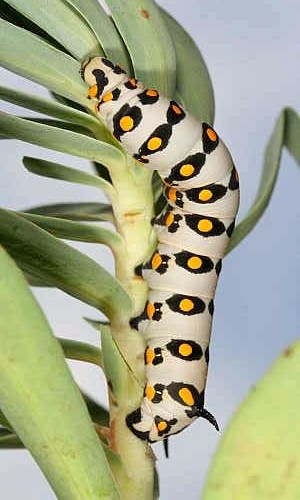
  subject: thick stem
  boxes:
[105,156,157,499]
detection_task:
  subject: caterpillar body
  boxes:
[81,57,239,444]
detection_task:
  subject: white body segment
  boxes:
[81,57,240,443]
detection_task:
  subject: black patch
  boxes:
[167,382,204,414]
[153,210,182,233]
[100,87,121,106]
[144,346,164,366]
[215,259,222,276]
[80,57,92,79]
[114,64,126,74]
[113,103,142,140]
[126,408,149,441]
[164,187,184,208]
[174,251,214,275]
[228,167,239,190]
[145,383,165,403]
[185,214,226,237]
[101,58,115,69]
[137,123,172,158]
[143,252,171,275]
[166,339,203,361]
[134,263,143,276]
[166,294,205,315]
[154,415,178,437]
[185,184,227,204]
[91,68,109,97]
[205,346,210,364]
[226,220,235,238]
[202,123,219,154]
[125,79,138,89]
[133,154,149,164]
[138,89,159,105]
[208,299,214,316]
[166,100,186,125]
[164,152,206,186]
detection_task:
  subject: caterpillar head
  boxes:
[81,56,127,100]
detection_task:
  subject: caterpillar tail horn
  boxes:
[163,437,169,459]
[199,408,219,431]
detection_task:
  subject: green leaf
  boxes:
[0,18,87,104]
[24,201,114,222]
[0,429,24,448]
[82,393,109,428]
[19,212,122,254]
[0,209,132,320]
[105,0,176,96]
[59,337,102,367]
[203,340,300,499]
[0,112,126,176]
[101,325,128,400]
[23,156,114,196]
[161,8,215,124]
[65,0,130,70]
[0,85,105,136]
[84,317,109,330]
[227,107,300,254]
[0,245,119,498]
[5,0,100,60]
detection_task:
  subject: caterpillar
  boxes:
[81,57,239,447]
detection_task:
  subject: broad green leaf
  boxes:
[161,8,215,124]
[19,212,122,254]
[59,337,102,367]
[0,18,87,104]
[0,245,119,499]
[0,112,126,176]
[227,107,300,253]
[203,340,300,499]
[105,0,176,96]
[65,0,130,70]
[0,209,132,320]
[23,156,114,196]
[0,85,106,137]
[24,201,114,222]
[5,0,100,60]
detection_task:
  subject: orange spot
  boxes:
[102,91,114,102]
[172,103,182,114]
[178,343,193,357]
[187,256,202,269]
[165,212,174,227]
[88,84,98,99]
[129,78,137,86]
[145,347,155,364]
[198,219,213,232]
[179,387,195,406]
[148,137,162,151]
[207,127,217,142]
[146,89,158,97]
[157,421,167,432]
[119,115,134,131]
[179,164,194,177]
[151,253,162,269]
[145,384,156,401]
[198,189,213,201]
[179,298,194,312]
[146,302,155,319]
[168,187,177,202]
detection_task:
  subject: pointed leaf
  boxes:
[59,337,102,367]
[161,8,214,124]
[227,107,300,253]
[0,245,119,498]
[0,209,132,320]
[105,0,176,96]
[203,340,300,499]
[5,0,100,59]
[24,201,113,222]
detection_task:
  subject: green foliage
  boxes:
[0,0,299,498]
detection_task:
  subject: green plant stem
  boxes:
[104,155,157,499]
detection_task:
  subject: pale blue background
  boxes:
[0,0,299,498]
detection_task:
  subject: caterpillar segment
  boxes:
[81,57,239,445]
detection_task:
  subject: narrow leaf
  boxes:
[82,393,109,428]
[227,107,300,253]
[24,201,114,222]
[203,341,300,499]
[59,337,102,367]
[23,156,114,195]
[0,245,119,498]
[5,0,100,59]
[0,429,24,449]
[105,0,176,96]
[161,8,215,124]
[0,209,132,320]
